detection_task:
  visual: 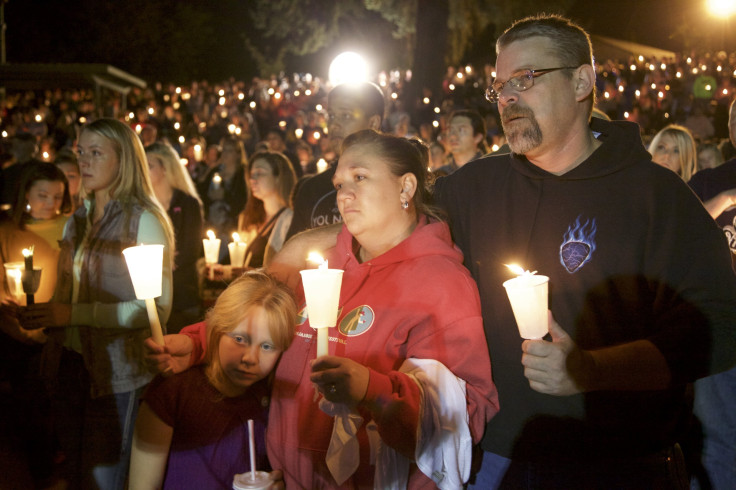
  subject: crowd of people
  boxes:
[0,11,735,490]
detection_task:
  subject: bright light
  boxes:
[707,0,736,17]
[35,114,43,122]
[630,64,637,71]
[238,93,245,100]
[249,101,256,109]
[329,51,369,86]
[434,107,441,114]
[315,104,323,111]
[148,107,154,115]
[423,97,430,104]
[174,122,180,130]
[279,120,287,129]
[624,111,630,119]
[219,89,225,96]
[295,128,303,139]
[219,97,226,106]
[305,89,312,96]
[313,131,321,140]
[432,121,439,128]
[178,136,185,143]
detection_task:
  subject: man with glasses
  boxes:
[434,13,736,488]
[435,109,489,175]
[284,82,384,240]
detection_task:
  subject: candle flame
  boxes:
[206,229,216,240]
[505,263,537,276]
[22,246,34,258]
[307,251,328,269]
[232,232,240,242]
[213,173,222,184]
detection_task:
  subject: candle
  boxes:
[212,172,222,189]
[228,232,247,268]
[21,247,38,305]
[502,264,549,339]
[203,229,221,280]
[122,244,166,346]
[4,262,24,303]
[300,252,343,357]
[22,246,33,272]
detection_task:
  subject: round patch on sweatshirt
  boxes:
[296,306,308,325]
[338,305,374,337]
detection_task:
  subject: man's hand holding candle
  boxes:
[521,312,594,396]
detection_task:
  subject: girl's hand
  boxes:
[310,355,370,407]
[19,303,72,329]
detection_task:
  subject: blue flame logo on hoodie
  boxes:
[559,216,597,273]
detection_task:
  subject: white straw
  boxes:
[248,419,256,481]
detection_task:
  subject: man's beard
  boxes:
[502,106,543,154]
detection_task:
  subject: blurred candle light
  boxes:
[228,232,247,268]
[203,230,221,280]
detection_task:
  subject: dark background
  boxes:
[3,0,736,84]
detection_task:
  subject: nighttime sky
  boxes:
[3,0,735,82]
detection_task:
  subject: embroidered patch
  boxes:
[559,216,597,273]
[297,305,308,325]
[338,305,374,337]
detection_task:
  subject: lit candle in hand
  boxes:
[228,232,247,268]
[502,264,550,339]
[300,252,343,357]
[21,247,37,305]
[203,229,221,280]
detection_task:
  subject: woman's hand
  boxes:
[310,355,370,407]
[19,303,72,330]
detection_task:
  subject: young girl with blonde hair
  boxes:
[130,271,295,489]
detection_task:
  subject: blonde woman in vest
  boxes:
[20,118,174,490]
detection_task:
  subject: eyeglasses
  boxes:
[485,66,579,103]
